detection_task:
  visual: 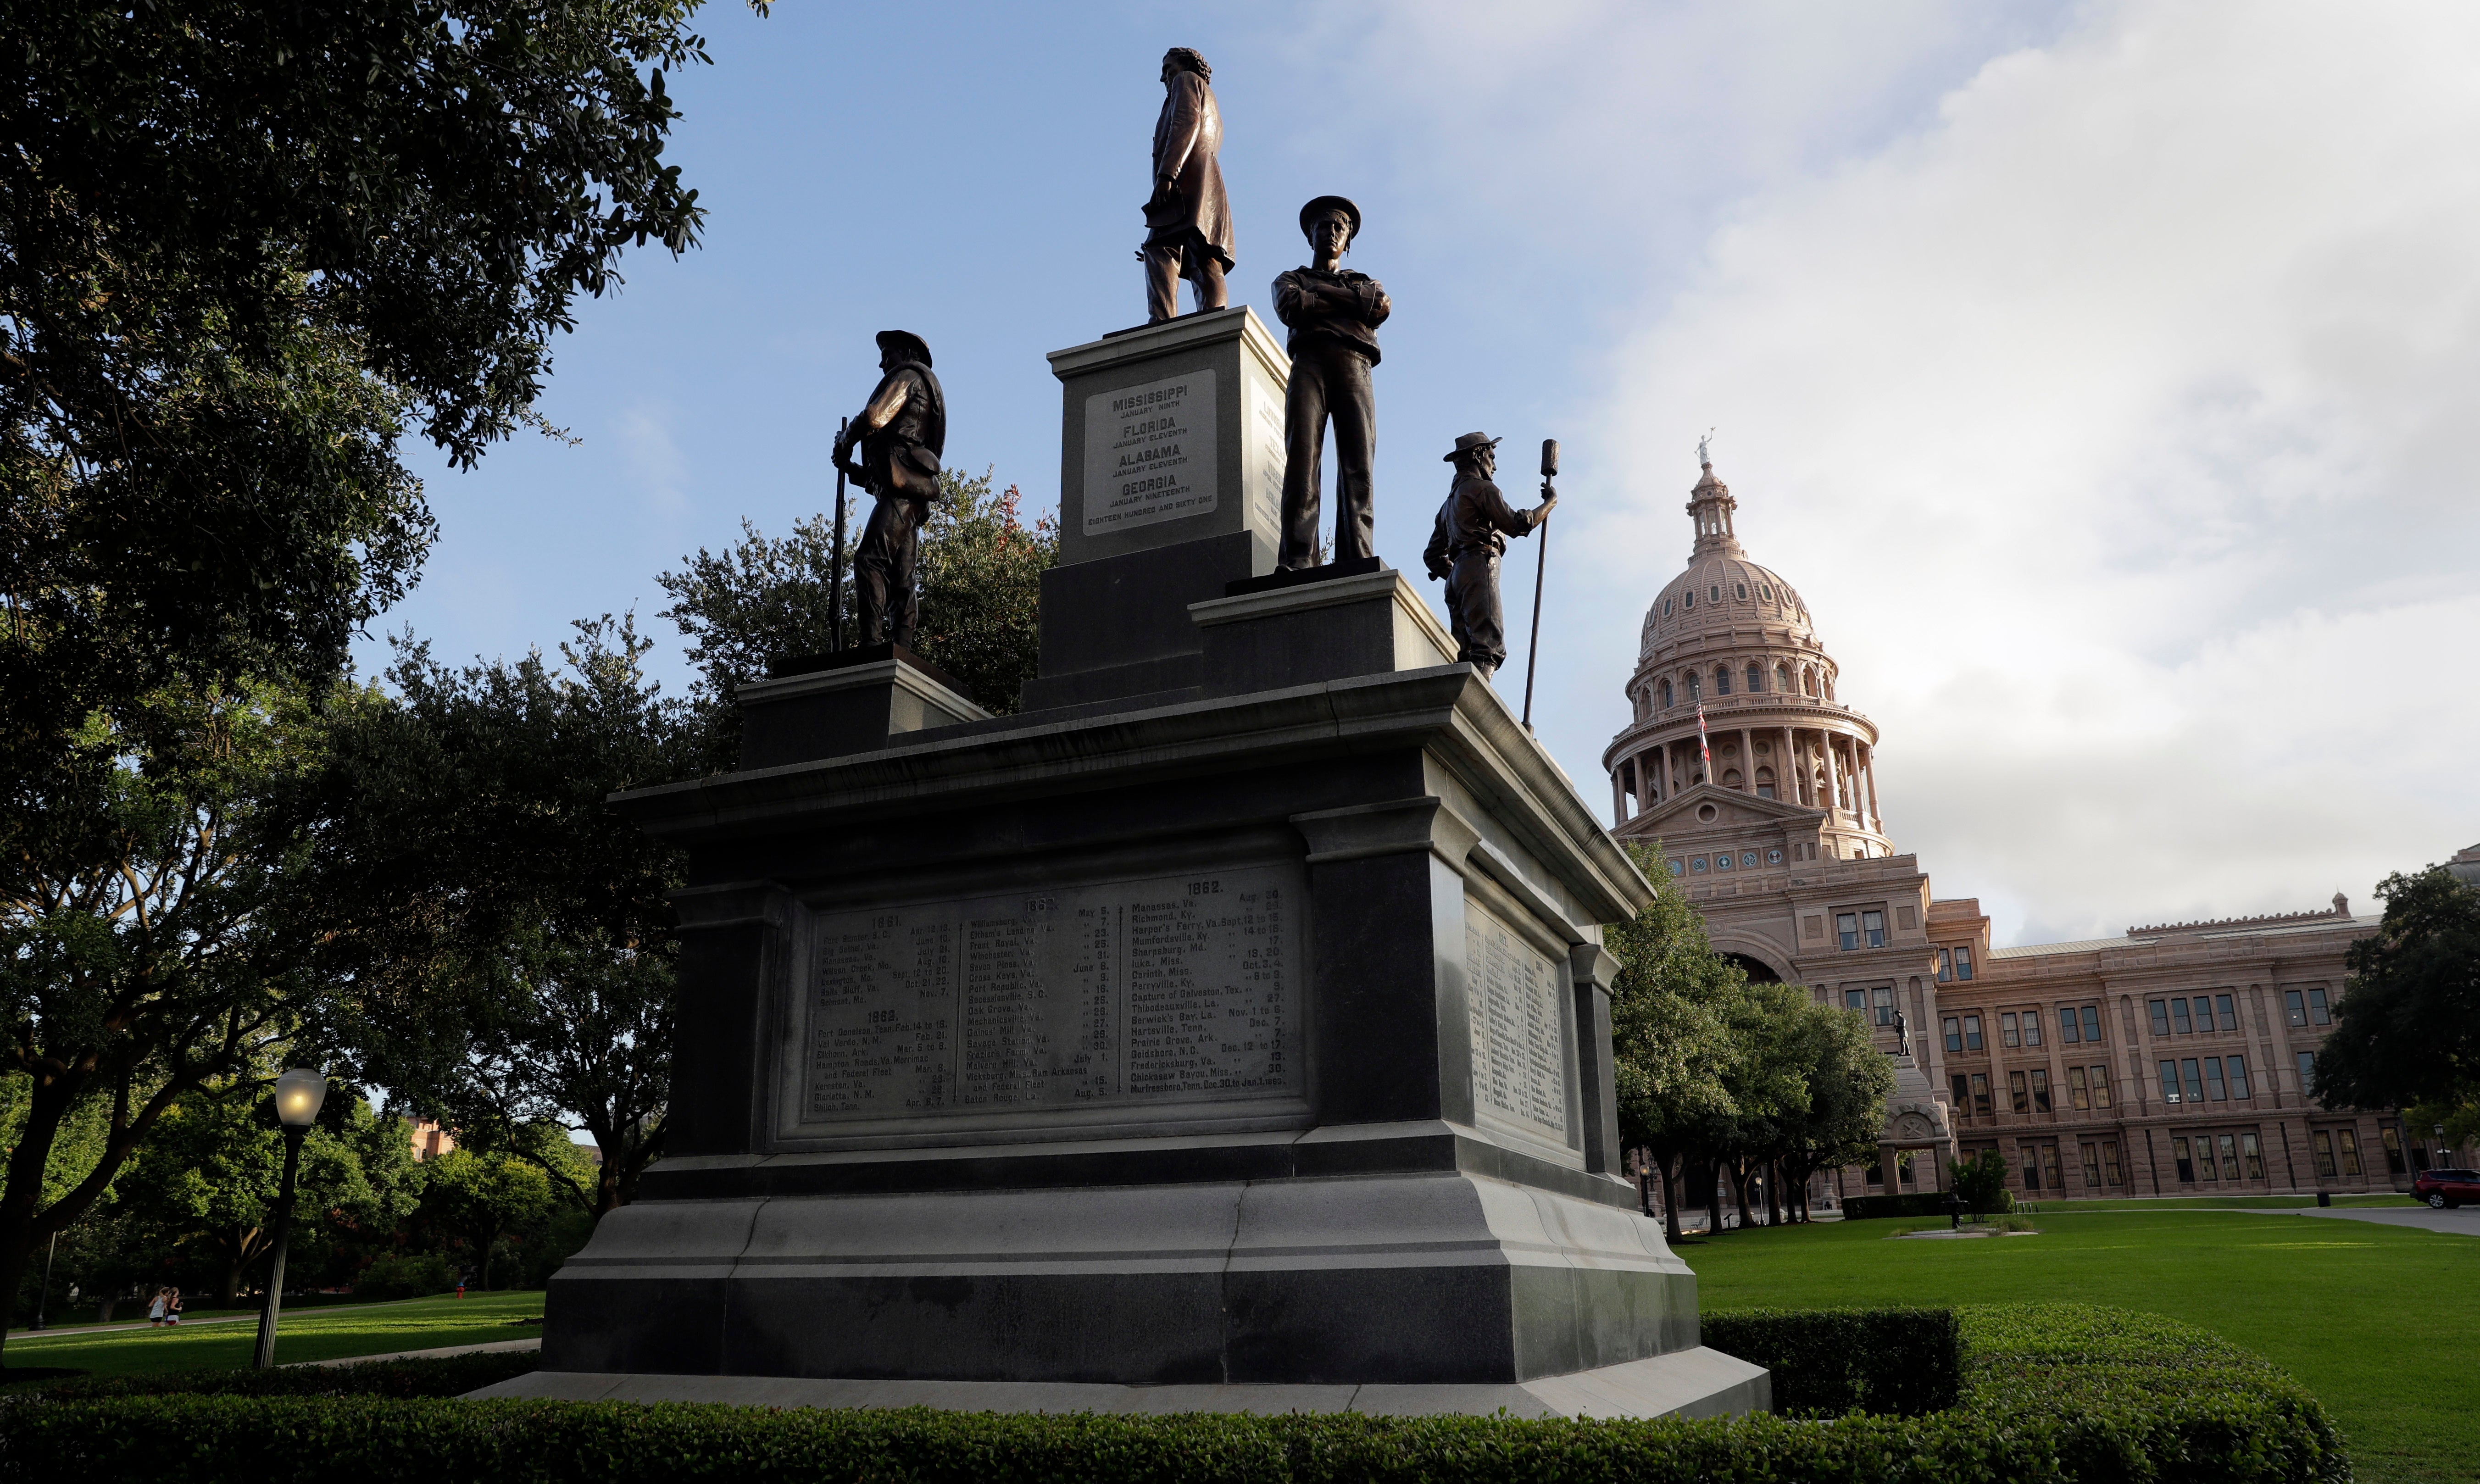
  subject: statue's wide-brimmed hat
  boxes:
[1443,431,1502,462]
[1298,195,1362,244]
[875,329,933,367]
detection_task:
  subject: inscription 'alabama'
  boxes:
[1081,369,1218,535]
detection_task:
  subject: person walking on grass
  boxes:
[147,1287,167,1327]
[164,1287,182,1325]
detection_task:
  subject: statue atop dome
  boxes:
[1697,428,1713,467]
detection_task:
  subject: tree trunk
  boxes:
[0,1074,76,1360]
[1655,1150,1685,1243]
[1764,1159,1784,1227]
[1705,1157,1729,1233]
[1728,1157,1757,1229]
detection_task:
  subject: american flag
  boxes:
[1696,704,1712,770]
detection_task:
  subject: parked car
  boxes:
[2410,1168,2480,1209]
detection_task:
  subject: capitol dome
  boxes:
[1600,460,1892,864]
[1637,465,1815,657]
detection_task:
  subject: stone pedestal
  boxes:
[1023,306,1290,711]
[509,315,1765,1420]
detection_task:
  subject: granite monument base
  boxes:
[476,1348,1768,1420]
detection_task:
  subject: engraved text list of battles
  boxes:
[1464,907,1572,1145]
[801,865,1300,1125]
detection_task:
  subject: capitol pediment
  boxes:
[1631,782,1824,834]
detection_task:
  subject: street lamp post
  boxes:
[252,1068,328,1369]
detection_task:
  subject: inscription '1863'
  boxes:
[798,865,1299,1128]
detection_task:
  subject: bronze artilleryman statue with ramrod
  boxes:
[1522,439,1557,728]
[1423,432,1556,683]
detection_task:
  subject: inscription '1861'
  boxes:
[797,865,1299,1128]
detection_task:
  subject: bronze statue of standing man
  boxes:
[1422,432,1554,678]
[1141,48,1232,323]
[831,331,945,649]
[1273,196,1390,570]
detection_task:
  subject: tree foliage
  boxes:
[1605,844,1892,1235]
[117,1085,420,1302]
[415,1141,565,1291]
[656,467,1057,738]
[913,473,1057,715]
[3,0,739,808]
[0,673,359,1350]
[2316,866,2480,1123]
[310,617,690,1217]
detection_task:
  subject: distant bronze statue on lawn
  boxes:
[1423,432,1554,678]
[831,330,945,649]
[1141,48,1233,324]
[1273,195,1390,569]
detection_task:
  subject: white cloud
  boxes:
[1557,0,2480,942]
[617,401,692,517]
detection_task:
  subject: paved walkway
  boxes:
[292,1337,541,1367]
[2291,1202,2480,1236]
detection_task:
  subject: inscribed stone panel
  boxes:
[1463,901,1573,1148]
[1082,370,1218,535]
[793,863,1298,1135]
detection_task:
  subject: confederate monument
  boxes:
[831,330,945,648]
[506,54,1761,1424]
[1273,196,1390,569]
[1141,48,1232,323]
[1424,431,1556,677]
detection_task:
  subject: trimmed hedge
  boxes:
[29,1350,539,1401]
[1703,1306,1961,1415]
[0,1305,2349,1484]
[1841,1191,1951,1220]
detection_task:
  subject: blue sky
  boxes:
[363,1,2480,945]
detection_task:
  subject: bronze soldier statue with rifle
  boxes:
[831,330,945,649]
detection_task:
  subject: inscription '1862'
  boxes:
[798,865,1299,1128]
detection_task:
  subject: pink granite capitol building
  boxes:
[1600,459,2455,1205]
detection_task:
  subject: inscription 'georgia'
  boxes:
[800,865,1299,1126]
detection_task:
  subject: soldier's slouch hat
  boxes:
[875,329,933,368]
[1443,431,1501,462]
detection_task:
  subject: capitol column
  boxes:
[1611,762,1629,827]
[1864,747,1883,832]
[1783,727,1799,804]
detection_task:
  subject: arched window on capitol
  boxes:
[1660,678,1674,707]
[1746,661,1763,693]
[1776,662,1793,692]
[1714,665,1731,695]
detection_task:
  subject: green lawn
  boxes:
[1686,1209,2475,1484]
[1,1290,542,1379]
